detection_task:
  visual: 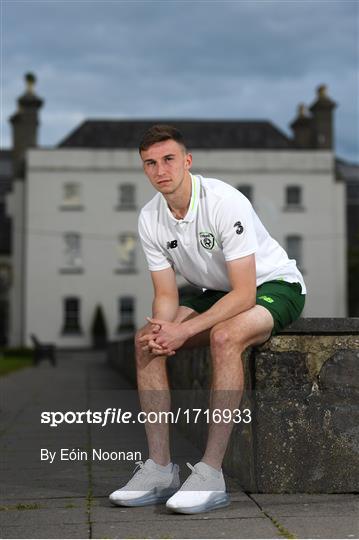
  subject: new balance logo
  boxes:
[167,240,178,249]
[258,295,274,303]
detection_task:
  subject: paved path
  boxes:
[0,351,358,539]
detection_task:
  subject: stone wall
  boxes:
[107,319,359,493]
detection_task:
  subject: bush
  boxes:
[0,347,33,358]
[90,305,108,349]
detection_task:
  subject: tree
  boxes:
[91,305,108,349]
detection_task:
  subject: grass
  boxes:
[263,511,297,539]
[0,503,42,511]
[0,349,33,377]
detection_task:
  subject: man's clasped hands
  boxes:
[139,317,191,358]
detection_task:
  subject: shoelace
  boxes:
[132,460,145,475]
[186,462,206,481]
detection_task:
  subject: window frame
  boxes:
[286,234,304,273]
[59,182,84,211]
[115,232,137,274]
[62,296,82,334]
[117,296,136,332]
[284,185,304,211]
[116,183,137,210]
[59,232,84,274]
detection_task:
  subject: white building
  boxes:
[5,77,346,347]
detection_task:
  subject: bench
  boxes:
[30,334,57,366]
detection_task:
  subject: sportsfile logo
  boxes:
[41,407,252,427]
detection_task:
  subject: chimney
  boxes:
[290,103,313,148]
[9,73,44,177]
[309,84,336,150]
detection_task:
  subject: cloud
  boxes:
[1,0,358,161]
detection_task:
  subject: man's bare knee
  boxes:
[210,319,255,357]
[210,306,274,355]
[210,323,239,349]
[210,326,228,347]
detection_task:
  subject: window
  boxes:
[62,297,82,334]
[0,299,9,346]
[118,184,136,209]
[286,235,303,270]
[117,296,135,331]
[61,182,83,209]
[285,186,303,209]
[116,233,136,272]
[237,185,253,203]
[0,263,11,292]
[0,202,11,253]
[63,233,82,268]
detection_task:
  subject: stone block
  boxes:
[255,398,359,493]
[109,322,359,493]
[319,349,359,398]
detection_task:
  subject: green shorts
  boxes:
[180,280,305,336]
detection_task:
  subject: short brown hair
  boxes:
[139,124,187,153]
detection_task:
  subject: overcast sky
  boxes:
[1,0,358,161]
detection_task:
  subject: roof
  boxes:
[336,158,359,183]
[58,119,293,150]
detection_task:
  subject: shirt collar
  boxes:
[164,173,200,224]
[185,173,200,222]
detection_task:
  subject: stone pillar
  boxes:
[9,73,44,178]
[309,84,337,150]
[290,104,313,148]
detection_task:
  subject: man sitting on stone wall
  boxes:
[109,124,306,514]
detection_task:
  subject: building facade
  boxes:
[337,158,359,316]
[5,77,347,347]
[0,150,13,345]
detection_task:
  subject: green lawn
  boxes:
[0,351,33,377]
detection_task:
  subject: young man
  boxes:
[109,125,306,514]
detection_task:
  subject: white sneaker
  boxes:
[166,461,230,514]
[109,459,180,507]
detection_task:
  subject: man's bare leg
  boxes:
[136,304,273,470]
[202,305,274,470]
[135,306,210,466]
[135,330,171,466]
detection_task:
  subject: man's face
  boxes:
[140,139,192,195]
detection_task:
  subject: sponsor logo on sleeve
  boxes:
[233,221,244,235]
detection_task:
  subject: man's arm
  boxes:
[139,267,179,356]
[151,267,179,320]
[150,254,256,351]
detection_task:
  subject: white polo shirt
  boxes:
[138,174,306,294]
